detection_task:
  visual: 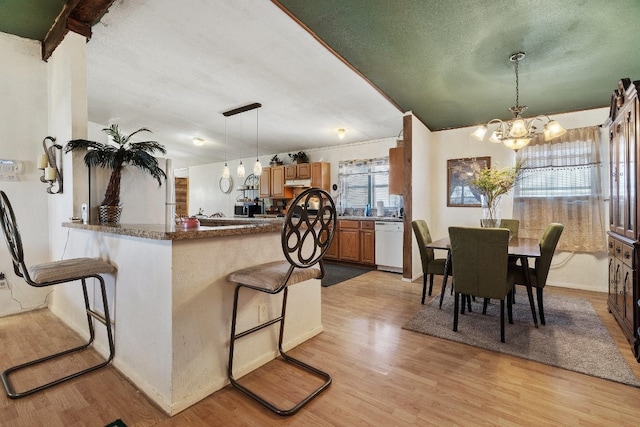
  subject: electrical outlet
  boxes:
[0,272,7,290]
[258,303,268,323]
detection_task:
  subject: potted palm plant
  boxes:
[65,124,167,224]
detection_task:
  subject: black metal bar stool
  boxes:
[0,191,116,398]
[227,188,336,416]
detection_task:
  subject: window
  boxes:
[338,157,401,214]
[513,126,605,253]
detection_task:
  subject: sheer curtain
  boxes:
[513,126,605,253]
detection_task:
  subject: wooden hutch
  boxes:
[606,78,640,360]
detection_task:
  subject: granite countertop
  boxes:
[337,215,404,222]
[63,217,283,241]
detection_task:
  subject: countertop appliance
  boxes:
[375,221,403,273]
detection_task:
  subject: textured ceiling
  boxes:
[277,0,640,131]
[2,0,640,168]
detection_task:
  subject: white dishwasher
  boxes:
[375,221,404,273]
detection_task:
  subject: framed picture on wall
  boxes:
[447,156,490,207]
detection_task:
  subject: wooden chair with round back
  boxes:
[226,188,336,416]
[0,191,116,398]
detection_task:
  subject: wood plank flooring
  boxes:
[1,271,640,426]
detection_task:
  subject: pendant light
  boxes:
[221,118,230,178]
[253,107,262,176]
[237,113,245,178]
[221,102,262,179]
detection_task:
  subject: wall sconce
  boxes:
[38,136,63,194]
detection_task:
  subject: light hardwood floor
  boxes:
[1,271,640,426]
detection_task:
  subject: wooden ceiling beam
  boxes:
[42,0,115,61]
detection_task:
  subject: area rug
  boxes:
[403,292,640,387]
[321,263,372,287]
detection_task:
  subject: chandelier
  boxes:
[471,52,566,150]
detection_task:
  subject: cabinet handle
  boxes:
[624,251,631,259]
[616,247,621,254]
[609,241,614,249]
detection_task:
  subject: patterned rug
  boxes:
[403,292,640,387]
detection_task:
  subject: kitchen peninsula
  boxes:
[60,218,323,415]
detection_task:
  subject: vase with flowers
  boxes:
[470,160,524,228]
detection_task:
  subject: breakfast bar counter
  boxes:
[58,220,322,415]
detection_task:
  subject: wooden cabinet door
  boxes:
[311,162,330,191]
[339,229,359,261]
[389,146,404,195]
[259,167,271,197]
[325,229,339,259]
[297,163,311,179]
[271,166,285,197]
[175,177,189,216]
[285,165,297,180]
[338,220,360,261]
[360,229,375,265]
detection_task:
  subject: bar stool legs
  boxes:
[1,276,115,398]
[228,284,331,416]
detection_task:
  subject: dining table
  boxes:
[425,236,542,328]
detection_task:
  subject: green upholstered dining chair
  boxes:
[499,219,519,238]
[509,223,564,325]
[448,226,515,343]
[412,220,449,304]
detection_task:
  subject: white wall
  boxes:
[0,32,52,315]
[188,138,397,217]
[423,108,610,292]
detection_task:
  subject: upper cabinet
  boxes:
[389,146,404,195]
[285,163,311,180]
[310,162,330,191]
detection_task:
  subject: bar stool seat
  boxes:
[0,191,116,399]
[227,188,336,416]
[228,261,321,290]
[28,258,115,284]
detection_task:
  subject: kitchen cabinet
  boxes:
[285,163,311,180]
[259,166,293,199]
[360,221,375,264]
[606,78,640,353]
[259,167,271,198]
[175,177,188,216]
[389,146,404,195]
[311,162,331,191]
[326,219,375,266]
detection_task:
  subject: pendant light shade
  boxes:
[237,161,245,178]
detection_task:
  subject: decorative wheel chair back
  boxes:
[227,188,336,416]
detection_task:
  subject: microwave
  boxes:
[234,203,262,217]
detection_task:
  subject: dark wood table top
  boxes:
[426,236,541,258]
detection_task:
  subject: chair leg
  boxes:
[536,287,545,325]
[507,292,514,324]
[453,292,460,332]
[2,276,115,399]
[421,275,427,304]
[500,299,505,343]
[228,285,332,416]
[428,274,434,297]
[482,298,489,314]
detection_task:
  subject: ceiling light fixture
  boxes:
[221,119,230,178]
[192,137,205,146]
[253,107,262,176]
[337,128,346,140]
[222,102,262,178]
[471,52,566,151]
